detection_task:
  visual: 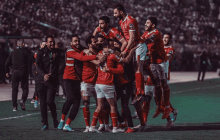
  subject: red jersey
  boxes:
[82,50,97,84]
[141,29,166,64]
[97,27,125,41]
[164,45,175,80]
[119,15,143,44]
[96,52,124,85]
[164,46,175,62]
[63,46,97,80]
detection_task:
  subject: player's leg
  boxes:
[37,83,48,130]
[120,82,135,133]
[104,85,124,133]
[81,82,93,132]
[58,79,74,130]
[89,84,104,133]
[11,71,20,111]
[159,62,172,119]
[63,80,81,131]
[150,63,165,118]
[46,83,58,129]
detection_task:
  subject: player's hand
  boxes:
[40,43,46,49]
[44,73,51,81]
[6,73,9,77]
[102,66,109,72]
[120,51,128,58]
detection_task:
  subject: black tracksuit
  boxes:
[5,46,34,107]
[36,47,59,126]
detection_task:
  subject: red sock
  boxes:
[91,112,99,126]
[135,73,144,95]
[163,86,170,106]
[142,102,150,123]
[66,118,71,125]
[98,110,104,125]
[61,114,66,121]
[135,104,145,125]
[83,107,90,126]
[110,113,118,127]
[35,96,38,101]
[104,108,110,124]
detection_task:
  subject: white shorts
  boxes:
[150,62,165,80]
[135,43,148,61]
[95,84,115,99]
[81,82,96,97]
[145,85,155,97]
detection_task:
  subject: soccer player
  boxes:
[89,40,125,133]
[57,35,104,132]
[141,17,172,119]
[93,16,127,51]
[113,3,148,130]
[163,33,178,122]
[81,35,107,132]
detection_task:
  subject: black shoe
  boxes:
[19,100,26,111]
[41,125,49,130]
[53,118,59,128]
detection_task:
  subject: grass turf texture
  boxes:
[1,79,220,140]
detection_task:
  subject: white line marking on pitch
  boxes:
[171,85,220,94]
[0,112,40,121]
[1,85,220,121]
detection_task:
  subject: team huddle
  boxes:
[27,3,178,133]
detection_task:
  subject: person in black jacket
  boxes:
[36,35,59,130]
[197,50,210,81]
[5,39,34,111]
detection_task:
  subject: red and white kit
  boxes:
[119,15,147,61]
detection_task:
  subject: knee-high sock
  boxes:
[135,73,144,95]
[91,112,99,127]
[83,107,90,126]
[110,113,118,127]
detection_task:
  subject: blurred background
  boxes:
[0,0,220,73]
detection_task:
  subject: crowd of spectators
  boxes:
[1,0,220,72]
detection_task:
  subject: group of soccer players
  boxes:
[37,3,178,133]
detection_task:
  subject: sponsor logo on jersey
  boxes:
[129,23,134,30]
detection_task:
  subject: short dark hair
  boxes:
[114,39,122,46]
[148,17,157,27]
[17,39,24,46]
[71,34,79,40]
[164,33,172,40]
[85,35,95,46]
[113,3,125,13]
[46,35,54,42]
[97,34,105,40]
[102,40,111,48]
[107,39,114,42]
[99,16,110,24]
